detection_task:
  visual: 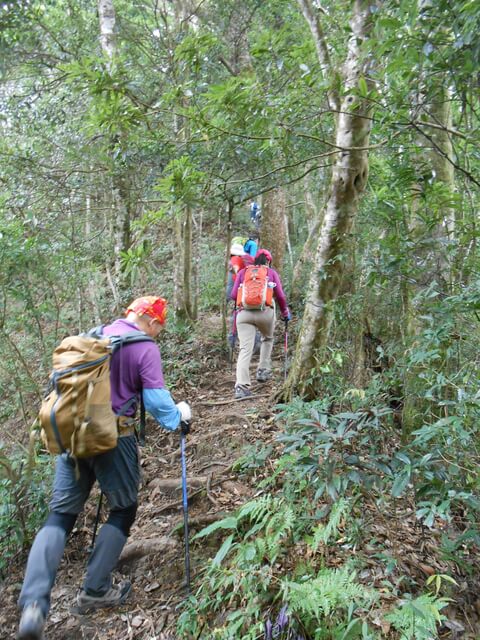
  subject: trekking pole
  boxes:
[180,422,191,592]
[283,320,289,381]
[88,491,103,554]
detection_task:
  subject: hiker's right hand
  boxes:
[176,401,192,424]
[180,420,191,435]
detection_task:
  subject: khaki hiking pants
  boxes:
[236,306,275,386]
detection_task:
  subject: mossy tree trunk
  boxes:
[402,79,456,437]
[284,0,375,400]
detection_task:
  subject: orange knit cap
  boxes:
[126,296,168,325]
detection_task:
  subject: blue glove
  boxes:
[282,310,292,322]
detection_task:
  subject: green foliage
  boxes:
[120,242,150,286]
[198,240,226,312]
[274,400,396,504]
[426,573,458,597]
[155,156,206,206]
[281,568,373,622]
[310,498,351,551]
[234,441,274,471]
[385,593,449,640]
[180,482,377,639]
[0,446,54,577]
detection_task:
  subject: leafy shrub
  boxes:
[0,445,54,577]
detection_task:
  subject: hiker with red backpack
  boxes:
[226,241,254,300]
[230,249,291,398]
[17,296,191,640]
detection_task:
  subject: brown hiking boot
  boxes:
[75,580,131,614]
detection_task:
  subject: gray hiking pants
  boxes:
[236,306,275,386]
[18,435,139,616]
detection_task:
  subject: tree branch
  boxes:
[296,0,340,112]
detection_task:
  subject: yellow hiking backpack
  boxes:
[38,329,153,459]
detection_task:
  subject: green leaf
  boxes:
[358,76,368,96]
[193,516,237,540]
[391,471,411,497]
[212,534,234,567]
[395,451,411,465]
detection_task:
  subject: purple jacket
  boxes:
[102,319,165,416]
[230,266,289,317]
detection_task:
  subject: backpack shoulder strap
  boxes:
[85,325,104,338]
[110,331,155,351]
[112,331,155,444]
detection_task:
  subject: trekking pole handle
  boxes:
[180,420,191,436]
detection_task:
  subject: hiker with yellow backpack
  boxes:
[230,249,291,399]
[17,296,191,640]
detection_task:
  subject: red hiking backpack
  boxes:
[236,265,273,310]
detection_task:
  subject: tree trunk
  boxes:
[261,187,287,271]
[98,0,131,310]
[284,0,374,400]
[222,200,234,346]
[290,216,322,308]
[98,0,116,60]
[191,209,202,321]
[296,0,340,113]
[173,210,187,320]
[183,205,194,319]
[402,79,456,437]
[171,1,196,322]
[222,3,254,75]
[85,187,101,325]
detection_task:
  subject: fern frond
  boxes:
[385,593,449,640]
[311,498,351,551]
[281,567,373,621]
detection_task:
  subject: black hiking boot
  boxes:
[235,384,252,399]
[256,369,272,383]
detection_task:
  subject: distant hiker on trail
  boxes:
[230,249,291,399]
[243,232,259,258]
[249,201,260,224]
[226,241,254,300]
[17,296,191,640]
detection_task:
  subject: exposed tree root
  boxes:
[118,537,178,566]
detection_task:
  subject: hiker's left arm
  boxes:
[143,388,181,431]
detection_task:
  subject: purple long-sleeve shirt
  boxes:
[102,319,165,415]
[230,266,289,317]
[102,319,180,430]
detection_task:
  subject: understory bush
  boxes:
[177,399,454,639]
[0,445,54,578]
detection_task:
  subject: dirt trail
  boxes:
[0,319,286,639]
